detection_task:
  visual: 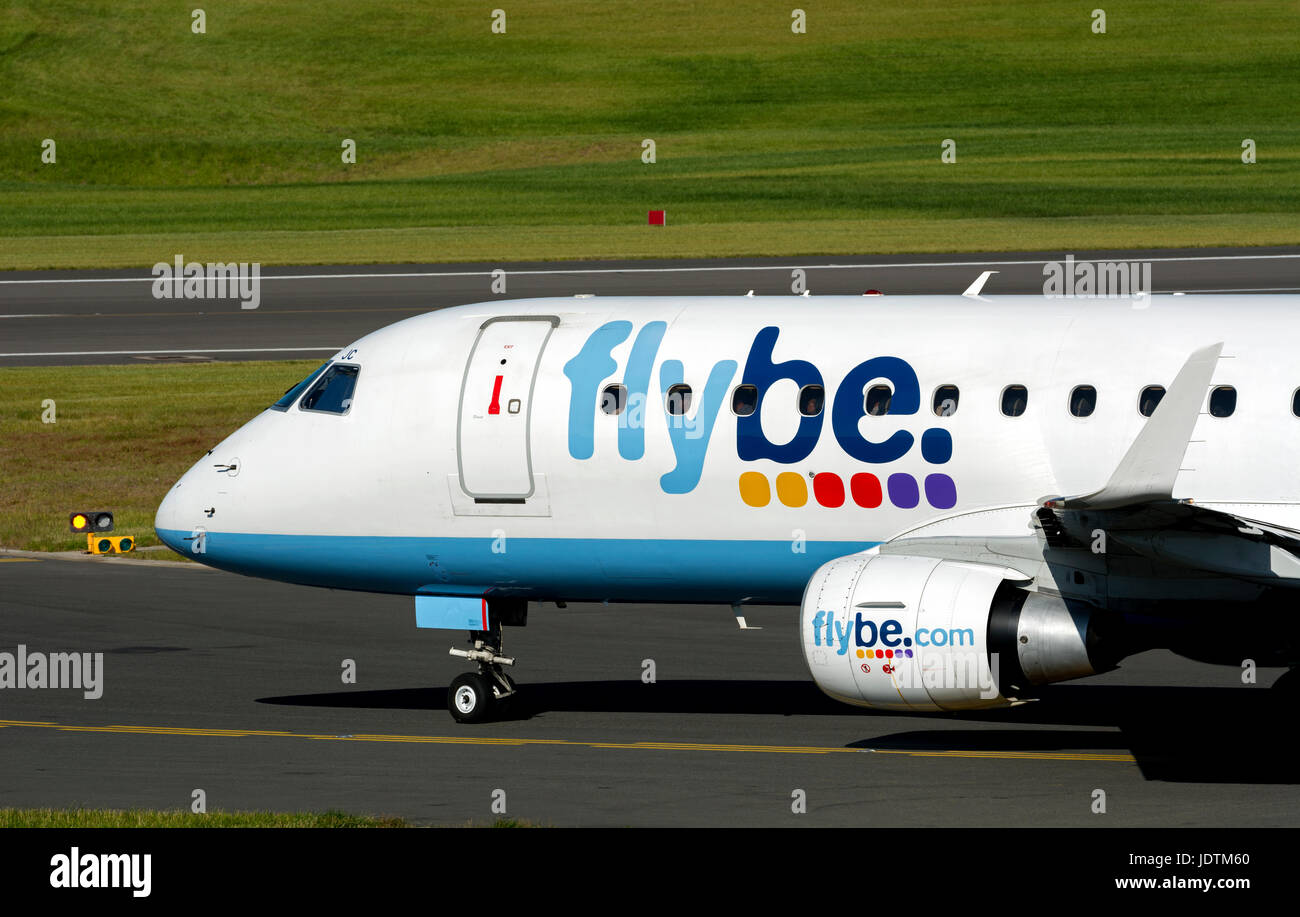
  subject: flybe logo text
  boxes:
[563,323,953,494]
[811,610,975,656]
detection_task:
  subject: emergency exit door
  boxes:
[457,315,558,500]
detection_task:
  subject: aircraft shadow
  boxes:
[996,684,1298,784]
[257,680,844,716]
[257,680,1296,784]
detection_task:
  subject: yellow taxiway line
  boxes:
[0,719,1136,763]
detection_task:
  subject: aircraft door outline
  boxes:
[456,315,559,501]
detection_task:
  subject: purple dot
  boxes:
[925,473,957,509]
[887,473,919,508]
[905,649,913,658]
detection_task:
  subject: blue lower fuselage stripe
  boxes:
[156,529,879,603]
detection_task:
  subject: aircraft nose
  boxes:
[155,454,220,557]
[156,412,267,562]
[154,481,191,555]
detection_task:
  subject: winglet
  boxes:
[1050,342,1224,510]
[962,271,998,299]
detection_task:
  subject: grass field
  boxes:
[0,809,541,827]
[0,361,315,552]
[0,808,410,828]
[2,1,1297,267]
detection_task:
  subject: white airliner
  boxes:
[155,292,1300,722]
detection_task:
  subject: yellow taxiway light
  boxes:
[87,534,134,555]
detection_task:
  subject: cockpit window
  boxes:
[271,361,331,412]
[299,363,360,414]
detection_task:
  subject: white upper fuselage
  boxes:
[154,294,1300,603]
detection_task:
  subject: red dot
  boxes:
[851,473,882,508]
[886,649,894,658]
[813,472,845,507]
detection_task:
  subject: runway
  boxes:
[2,246,1299,366]
[2,554,1295,827]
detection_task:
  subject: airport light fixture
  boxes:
[89,535,135,555]
[69,511,114,534]
[69,511,133,553]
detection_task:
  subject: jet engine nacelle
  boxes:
[800,552,1104,712]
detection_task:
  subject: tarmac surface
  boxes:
[2,552,1296,827]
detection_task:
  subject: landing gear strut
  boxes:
[447,624,517,723]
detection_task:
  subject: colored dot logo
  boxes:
[738,471,770,507]
[859,648,914,659]
[740,471,956,509]
[775,472,806,507]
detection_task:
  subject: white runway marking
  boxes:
[1,253,1297,285]
[1171,287,1300,293]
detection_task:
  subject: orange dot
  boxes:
[775,472,808,507]
[738,472,770,507]
[856,649,865,659]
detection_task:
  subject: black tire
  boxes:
[448,672,494,724]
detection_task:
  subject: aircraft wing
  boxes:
[1028,340,1300,584]
[1044,341,1223,512]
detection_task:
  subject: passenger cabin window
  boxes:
[865,385,892,416]
[732,384,758,416]
[1001,385,1028,417]
[666,384,692,416]
[933,385,959,417]
[799,384,825,416]
[601,383,627,415]
[1139,385,1165,417]
[1293,388,1300,417]
[299,363,360,414]
[271,361,330,411]
[1209,385,1236,418]
[1069,385,1097,418]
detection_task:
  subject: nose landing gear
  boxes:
[447,625,517,723]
